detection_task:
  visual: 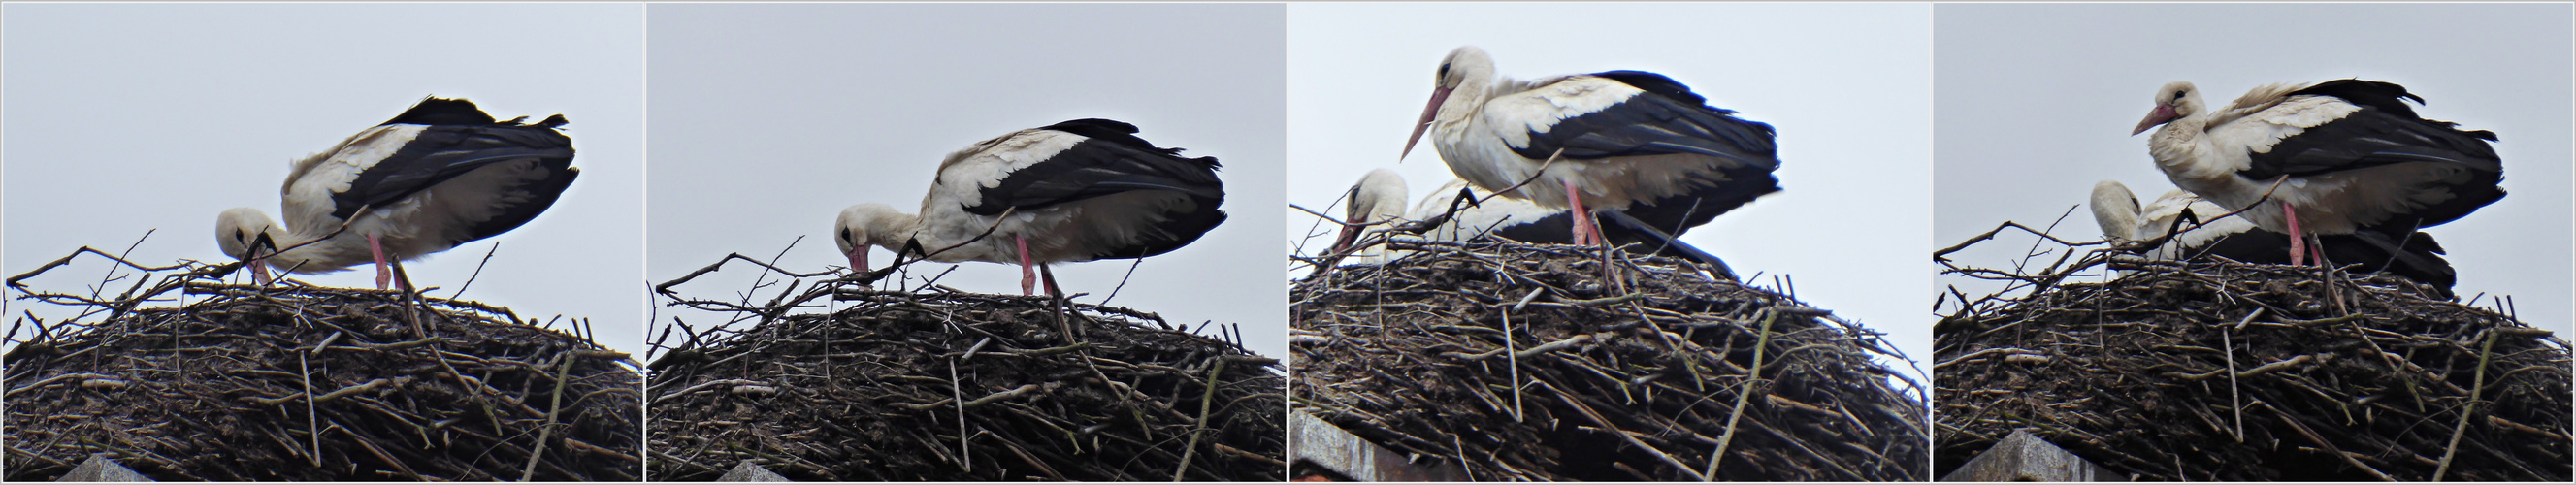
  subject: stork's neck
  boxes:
[1434,74,1506,133]
[867,210,927,253]
[2148,115,2225,182]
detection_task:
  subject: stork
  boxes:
[835,118,1226,296]
[2092,180,2456,295]
[1400,46,1781,249]
[216,97,578,291]
[1327,169,1416,266]
[2132,79,2501,271]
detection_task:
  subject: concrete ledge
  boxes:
[1941,430,2126,481]
[1290,412,1468,482]
[58,454,152,482]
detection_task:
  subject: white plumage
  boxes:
[835,118,1226,296]
[1399,46,1782,248]
[216,97,578,290]
[2133,79,2502,267]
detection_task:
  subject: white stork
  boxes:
[835,118,1226,296]
[2092,179,2456,295]
[1399,46,1781,249]
[2132,79,2502,270]
[216,97,578,290]
[1329,170,1739,277]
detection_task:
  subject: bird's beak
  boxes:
[2132,104,2178,136]
[847,247,870,275]
[1401,86,1453,162]
[1330,220,1366,257]
[250,259,274,286]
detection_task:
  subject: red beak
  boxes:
[1401,86,1453,161]
[1330,221,1366,257]
[251,259,274,286]
[847,247,870,275]
[2133,104,2178,136]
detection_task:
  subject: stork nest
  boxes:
[1290,239,1930,481]
[644,253,1287,481]
[1934,222,2573,481]
[2,248,643,481]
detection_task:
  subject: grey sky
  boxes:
[1933,3,2572,336]
[643,4,1288,359]
[1286,3,1935,387]
[4,3,647,355]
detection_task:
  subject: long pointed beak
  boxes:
[1401,86,1453,162]
[2132,105,2178,136]
[251,259,274,286]
[848,247,870,275]
[1330,220,1366,256]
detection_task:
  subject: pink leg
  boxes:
[1563,179,1596,246]
[368,234,392,290]
[1017,235,1038,296]
[2282,202,2305,267]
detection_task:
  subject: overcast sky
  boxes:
[1934,3,2572,337]
[4,3,646,355]
[1287,3,1934,388]
[643,4,1288,359]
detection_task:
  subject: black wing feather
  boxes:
[1513,73,1779,166]
[967,120,1223,215]
[2238,80,2503,231]
[333,100,576,223]
[969,119,1228,260]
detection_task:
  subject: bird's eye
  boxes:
[2171,90,2186,101]
[1438,63,1451,81]
[839,228,853,242]
[233,229,245,242]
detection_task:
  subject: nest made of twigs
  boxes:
[2,252,643,481]
[1935,235,2573,481]
[1290,239,1930,481]
[644,261,1288,482]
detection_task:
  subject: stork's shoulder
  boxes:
[1484,76,1644,123]
[936,128,1087,184]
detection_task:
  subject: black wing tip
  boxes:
[384,96,570,129]
[384,96,496,126]
[1041,117,1220,169]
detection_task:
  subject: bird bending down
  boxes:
[1327,169,1417,265]
[1400,46,1781,250]
[835,118,1227,296]
[2132,80,2501,272]
[216,97,579,290]
[2092,179,2458,295]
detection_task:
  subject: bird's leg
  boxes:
[1017,235,1037,296]
[369,233,393,290]
[2282,202,2306,267]
[1562,178,1596,246]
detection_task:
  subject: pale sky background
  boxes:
[644,4,1288,359]
[1287,3,1935,388]
[4,4,646,356]
[1934,3,2572,337]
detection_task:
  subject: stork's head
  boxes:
[834,204,915,274]
[1333,169,1412,256]
[2134,81,2204,135]
[215,207,283,284]
[1405,46,1497,162]
[2088,180,2141,242]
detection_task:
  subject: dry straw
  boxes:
[1292,239,1929,481]
[2,246,642,481]
[1936,219,2571,481]
[645,249,1286,481]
